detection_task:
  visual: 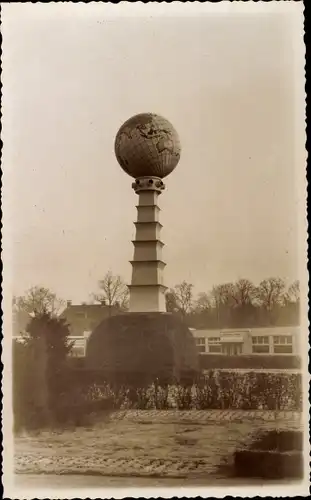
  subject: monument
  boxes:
[86,113,199,384]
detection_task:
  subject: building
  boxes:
[191,326,300,356]
[59,301,119,337]
[12,309,32,337]
[13,302,118,339]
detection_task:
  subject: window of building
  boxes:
[252,336,270,353]
[208,337,221,343]
[273,336,293,354]
[274,345,293,354]
[207,337,221,353]
[273,335,292,345]
[195,337,206,353]
[208,345,222,353]
[71,346,85,357]
[252,336,269,344]
[252,345,270,353]
[196,337,205,345]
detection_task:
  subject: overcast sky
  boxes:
[2,2,305,303]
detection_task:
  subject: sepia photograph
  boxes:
[1,2,308,498]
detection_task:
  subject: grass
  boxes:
[15,410,302,479]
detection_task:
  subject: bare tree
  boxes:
[195,292,212,313]
[165,291,179,313]
[232,279,257,306]
[93,271,129,312]
[286,280,300,304]
[14,286,65,317]
[210,283,237,327]
[256,277,286,310]
[211,283,236,308]
[170,281,194,317]
[184,280,256,319]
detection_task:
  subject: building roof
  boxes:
[60,303,117,314]
[191,326,300,338]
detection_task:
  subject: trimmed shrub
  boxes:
[85,313,199,385]
[234,449,303,479]
[13,313,79,431]
[234,430,304,479]
[249,429,303,452]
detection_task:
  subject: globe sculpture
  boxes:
[114,113,181,179]
[86,113,198,385]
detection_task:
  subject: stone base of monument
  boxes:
[85,312,199,385]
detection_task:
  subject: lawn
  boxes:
[15,410,302,480]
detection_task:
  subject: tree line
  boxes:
[13,275,300,330]
[167,278,300,329]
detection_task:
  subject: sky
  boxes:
[2,2,306,304]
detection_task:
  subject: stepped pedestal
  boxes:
[86,176,199,384]
[129,177,167,312]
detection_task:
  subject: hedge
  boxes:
[14,349,303,431]
[234,449,303,479]
[234,430,304,479]
[79,370,302,411]
[69,354,302,371]
[199,354,302,370]
[249,429,303,452]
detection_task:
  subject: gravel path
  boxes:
[14,473,295,489]
[111,409,301,422]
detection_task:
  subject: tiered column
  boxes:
[128,176,167,312]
